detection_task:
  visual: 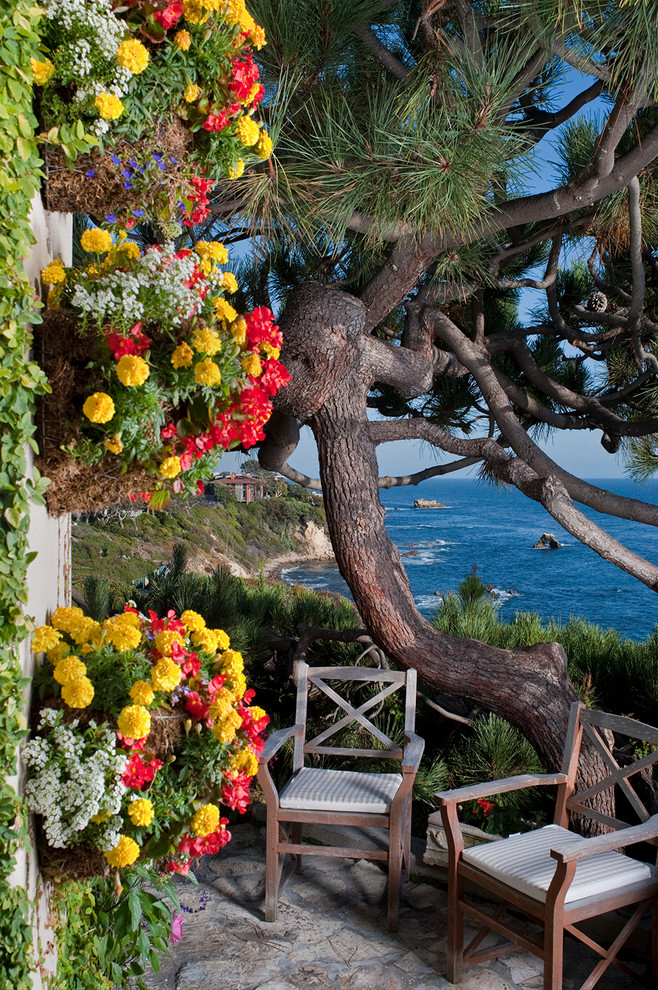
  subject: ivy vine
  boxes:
[0,1,50,986]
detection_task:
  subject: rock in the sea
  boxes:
[533,532,563,549]
[402,550,420,557]
[413,498,446,508]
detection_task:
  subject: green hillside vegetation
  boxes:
[72,483,327,588]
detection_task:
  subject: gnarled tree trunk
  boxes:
[261,282,608,797]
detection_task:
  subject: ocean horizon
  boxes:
[282,476,658,642]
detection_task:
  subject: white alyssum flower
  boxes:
[23,709,128,849]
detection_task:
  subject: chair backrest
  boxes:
[557,701,658,832]
[292,662,417,774]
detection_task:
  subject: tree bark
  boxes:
[266,281,597,782]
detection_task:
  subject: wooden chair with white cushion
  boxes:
[257,662,424,931]
[435,701,658,990]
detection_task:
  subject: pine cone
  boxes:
[586,291,608,312]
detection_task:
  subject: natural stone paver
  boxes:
[146,821,650,990]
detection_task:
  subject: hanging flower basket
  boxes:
[25,605,270,880]
[36,233,290,514]
[34,0,273,222]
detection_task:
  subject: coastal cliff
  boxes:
[72,491,334,590]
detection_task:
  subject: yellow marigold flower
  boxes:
[53,655,86,685]
[228,159,245,180]
[171,342,194,369]
[83,392,115,424]
[209,694,232,724]
[238,10,255,33]
[117,241,140,262]
[213,297,238,323]
[116,39,149,74]
[61,675,95,709]
[249,23,267,50]
[191,328,222,355]
[212,708,242,745]
[249,705,267,722]
[191,627,219,653]
[69,617,102,647]
[194,358,221,387]
[159,455,181,479]
[235,116,259,147]
[95,93,124,120]
[229,748,258,777]
[116,354,150,386]
[41,259,66,285]
[81,228,113,254]
[128,798,154,827]
[241,352,262,377]
[181,609,206,632]
[47,643,70,666]
[105,835,140,868]
[190,803,220,837]
[255,131,273,160]
[213,629,230,651]
[154,629,185,656]
[174,29,191,50]
[103,616,142,652]
[261,341,280,359]
[183,81,201,103]
[90,810,111,824]
[231,317,247,346]
[195,240,228,263]
[129,680,154,706]
[104,435,123,455]
[182,0,209,24]
[228,671,247,698]
[221,272,238,293]
[224,0,245,25]
[31,57,55,85]
[46,287,62,310]
[51,606,84,634]
[117,704,151,740]
[151,657,183,691]
[219,647,243,670]
[31,625,62,653]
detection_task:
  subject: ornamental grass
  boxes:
[35,0,272,223]
[35,234,290,514]
[26,605,269,880]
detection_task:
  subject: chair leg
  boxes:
[264,815,281,922]
[402,797,412,881]
[652,900,658,987]
[292,822,303,874]
[446,870,464,984]
[387,814,403,933]
[543,920,564,990]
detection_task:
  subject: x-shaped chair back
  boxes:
[258,661,424,932]
[436,702,658,990]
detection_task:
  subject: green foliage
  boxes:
[72,495,327,588]
[433,575,658,724]
[0,2,51,986]
[451,713,546,836]
[49,867,179,990]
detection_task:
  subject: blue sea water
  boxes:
[282,477,658,641]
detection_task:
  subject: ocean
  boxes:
[282,477,658,641]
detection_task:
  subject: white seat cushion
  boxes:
[279,766,402,814]
[463,823,653,904]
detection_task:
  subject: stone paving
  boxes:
[146,820,650,990]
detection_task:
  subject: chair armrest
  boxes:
[258,724,303,764]
[402,731,425,772]
[550,813,658,864]
[434,772,568,807]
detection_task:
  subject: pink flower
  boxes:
[169,913,184,944]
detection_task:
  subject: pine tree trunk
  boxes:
[265,282,609,799]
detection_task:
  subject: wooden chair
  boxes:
[435,701,658,990]
[257,662,424,931]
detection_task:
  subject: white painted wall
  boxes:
[8,194,72,987]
